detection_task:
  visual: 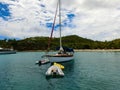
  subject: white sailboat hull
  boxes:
[48,55,74,62]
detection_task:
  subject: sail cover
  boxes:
[56,46,74,52]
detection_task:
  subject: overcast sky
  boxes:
[0,0,120,41]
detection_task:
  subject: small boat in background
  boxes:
[0,47,16,54]
[35,59,50,65]
[46,65,64,77]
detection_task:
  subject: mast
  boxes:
[47,1,59,52]
[59,0,63,51]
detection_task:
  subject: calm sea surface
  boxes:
[0,51,120,90]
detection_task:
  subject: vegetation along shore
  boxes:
[1,35,120,51]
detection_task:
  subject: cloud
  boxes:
[71,0,120,41]
[0,0,120,41]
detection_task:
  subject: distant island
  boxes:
[0,35,120,51]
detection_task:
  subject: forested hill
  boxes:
[0,35,120,51]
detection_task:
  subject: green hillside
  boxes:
[0,35,120,51]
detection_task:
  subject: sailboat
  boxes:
[44,0,74,62]
[0,47,16,54]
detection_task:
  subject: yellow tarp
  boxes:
[54,62,64,69]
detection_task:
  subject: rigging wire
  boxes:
[47,0,59,52]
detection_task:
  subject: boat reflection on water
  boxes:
[60,60,75,73]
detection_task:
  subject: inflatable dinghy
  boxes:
[46,65,64,77]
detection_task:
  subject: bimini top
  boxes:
[56,46,74,52]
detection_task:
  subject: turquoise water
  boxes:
[0,52,120,90]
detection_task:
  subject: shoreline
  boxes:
[74,49,120,52]
[18,49,120,52]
